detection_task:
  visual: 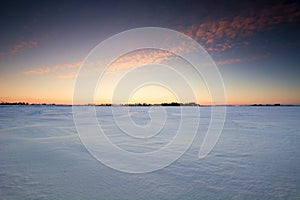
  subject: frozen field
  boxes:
[0,105,299,199]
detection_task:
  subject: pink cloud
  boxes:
[22,3,298,76]
[104,46,271,72]
[107,49,175,72]
[24,61,82,77]
[10,40,38,54]
[181,3,300,55]
[24,67,51,75]
[216,53,271,66]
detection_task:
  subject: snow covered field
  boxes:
[0,105,299,199]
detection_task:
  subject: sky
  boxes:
[0,0,299,105]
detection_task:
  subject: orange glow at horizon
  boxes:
[127,85,178,104]
[2,88,300,105]
[1,47,300,105]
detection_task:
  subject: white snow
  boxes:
[0,105,299,199]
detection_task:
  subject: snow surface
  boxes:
[0,105,299,199]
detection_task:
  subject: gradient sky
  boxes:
[0,0,299,105]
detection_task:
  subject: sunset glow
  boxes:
[0,1,299,105]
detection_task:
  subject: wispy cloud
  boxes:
[109,2,299,70]
[23,3,299,77]
[182,3,300,54]
[215,53,271,66]
[108,49,175,72]
[10,40,38,54]
[24,61,82,78]
[0,40,38,57]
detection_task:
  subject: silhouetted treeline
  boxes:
[0,102,65,106]
[251,104,281,106]
[94,102,200,106]
[1,101,200,106]
[0,102,29,105]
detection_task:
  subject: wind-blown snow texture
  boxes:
[0,105,299,199]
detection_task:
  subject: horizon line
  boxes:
[1,101,299,107]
